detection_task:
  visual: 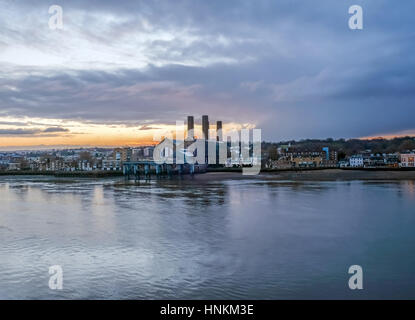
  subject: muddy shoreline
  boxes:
[1,169,415,182]
[190,169,415,182]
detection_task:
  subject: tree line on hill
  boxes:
[263,137,415,160]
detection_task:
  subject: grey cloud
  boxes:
[0,121,30,126]
[43,127,70,133]
[1,0,414,140]
[0,128,40,135]
[138,125,162,131]
[0,126,70,136]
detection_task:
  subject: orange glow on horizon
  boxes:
[360,130,415,140]
[0,116,255,150]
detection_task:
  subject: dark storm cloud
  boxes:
[1,0,415,140]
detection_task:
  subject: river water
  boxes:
[0,176,414,299]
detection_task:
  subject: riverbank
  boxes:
[260,169,415,181]
[1,168,415,181]
[0,171,123,178]
[188,169,415,182]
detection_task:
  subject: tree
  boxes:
[79,151,93,162]
[268,146,278,160]
[338,151,347,160]
[399,139,415,152]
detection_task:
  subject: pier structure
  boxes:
[123,161,200,181]
[123,160,165,181]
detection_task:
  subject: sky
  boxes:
[0,0,414,149]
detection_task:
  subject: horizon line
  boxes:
[1,136,414,152]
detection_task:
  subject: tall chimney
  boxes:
[216,121,223,141]
[187,116,194,140]
[202,115,209,140]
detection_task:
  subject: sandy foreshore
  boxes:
[186,169,415,182]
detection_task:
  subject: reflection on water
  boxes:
[0,176,415,299]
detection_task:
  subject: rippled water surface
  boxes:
[1,176,415,299]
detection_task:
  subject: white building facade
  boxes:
[349,155,364,168]
[400,153,415,168]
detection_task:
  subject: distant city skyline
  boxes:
[1,0,414,149]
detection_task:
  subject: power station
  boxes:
[202,115,209,141]
[123,115,225,180]
[186,115,222,141]
[187,116,194,140]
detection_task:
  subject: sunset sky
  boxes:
[1,0,414,150]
